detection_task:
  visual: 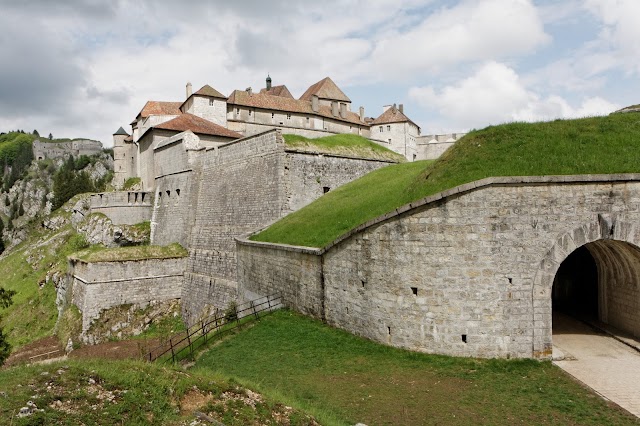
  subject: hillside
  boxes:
[253,113,640,247]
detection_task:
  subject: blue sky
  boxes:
[0,0,637,146]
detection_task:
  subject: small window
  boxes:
[176,189,180,196]
[166,190,170,197]
[271,112,275,118]
[306,117,309,122]
[387,125,391,131]
[249,110,252,116]
[323,186,330,193]
[287,113,292,120]
[411,287,418,295]
[236,108,240,114]
[209,99,214,106]
[388,139,391,143]
[379,126,383,132]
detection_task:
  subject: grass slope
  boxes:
[194,310,638,426]
[0,358,317,425]
[254,113,640,247]
[283,133,406,162]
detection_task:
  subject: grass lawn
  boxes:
[283,133,406,162]
[0,358,317,425]
[255,113,640,247]
[193,310,639,426]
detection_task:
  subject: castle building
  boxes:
[113,76,464,189]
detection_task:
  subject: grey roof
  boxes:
[113,126,129,136]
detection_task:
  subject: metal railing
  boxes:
[146,293,283,363]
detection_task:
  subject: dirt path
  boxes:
[4,337,63,367]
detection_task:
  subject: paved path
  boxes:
[553,312,640,417]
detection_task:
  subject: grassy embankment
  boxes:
[253,113,640,247]
[283,133,407,162]
[0,358,317,425]
[194,310,639,426]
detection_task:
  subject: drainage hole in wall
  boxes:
[462,334,467,343]
[411,286,418,295]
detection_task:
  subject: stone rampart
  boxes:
[70,256,185,338]
[237,174,640,359]
[33,139,103,161]
[181,129,394,324]
[90,191,153,225]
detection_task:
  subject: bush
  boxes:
[224,301,238,323]
[67,234,89,252]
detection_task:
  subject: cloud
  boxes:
[409,62,619,130]
[369,0,549,77]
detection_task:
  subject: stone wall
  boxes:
[371,122,419,160]
[237,174,640,359]
[90,191,153,225]
[227,120,368,140]
[181,129,395,324]
[70,256,185,337]
[416,133,466,161]
[33,139,103,161]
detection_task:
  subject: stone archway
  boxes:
[532,214,640,358]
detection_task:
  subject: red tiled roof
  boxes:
[194,84,227,99]
[138,101,183,118]
[371,106,419,129]
[154,113,241,139]
[228,90,364,126]
[259,85,294,98]
[299,77,351,103]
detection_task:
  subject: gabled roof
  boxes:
[228,90,364,126]
[371,106,419,129]
[299,77,351,103]
[113,126,129,136]
[193,84,227,99]
[259,85,294,98]
[154,113,241,139]
[137,101,183,119]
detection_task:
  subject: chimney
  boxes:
[246,87,252,95]
[312,95,319,112]
[392,103,397,112]
[399,104,404,114]
[359,106,364,121]
[266,75,272,90]
[339,102,346,119]
[186,82,192,98]
[331,101,338,117]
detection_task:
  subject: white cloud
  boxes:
[370,0,550,76]
[409,62,619,130]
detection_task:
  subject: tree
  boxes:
[32,129,39,137]
[48,133,53,140]
[0,218,4,255]
[0,287,15,365]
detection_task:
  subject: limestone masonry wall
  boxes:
[70,256,185,338]
[237,175,640,359]
[182,130,287,323]
[90,192,153,225]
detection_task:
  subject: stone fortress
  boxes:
[33,139,103,161]
[69,75,640,360]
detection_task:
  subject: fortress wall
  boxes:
[70,257,185,336]
[283,150,394,213]
[417,141,455,160]
[228,120,368,140]
[182,130,288,323]
[237,176,640,359]
[151,137,201,247]
[90,191,153,225]
[237,242,324,318]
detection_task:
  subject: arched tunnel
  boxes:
[552,239,640,338]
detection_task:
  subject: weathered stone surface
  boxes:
[237,176,640,359]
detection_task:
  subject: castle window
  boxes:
[271,112,275,118]
[286,113,292,120]
[236,108,240,114]
[379,126,383,132]
[306,117,309,122]
[249,110,252,116]
[176,189,180,196]
[166,190,170,197]
[209,99,215,106]
[387,125,391,131]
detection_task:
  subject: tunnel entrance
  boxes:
[551,240,640,339]
[552,245,598,320]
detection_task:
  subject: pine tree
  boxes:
[33,129,39,137]
[0,287,16,365]
[48,133,53,140]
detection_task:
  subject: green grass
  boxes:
[283,133,406,162]
[71,242,187,263]
[255,113,640,247]
[123,176,141,189]
[0,358,317,425]
[252,160,433,247]
[194,310,639,426]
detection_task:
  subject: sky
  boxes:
[0,0,638,147]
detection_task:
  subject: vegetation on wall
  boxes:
[255,113,640,247]
[0,132,36,192]
[283,133,406,162]
[52,155,110,210]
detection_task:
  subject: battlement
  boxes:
[90,191,153,225]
